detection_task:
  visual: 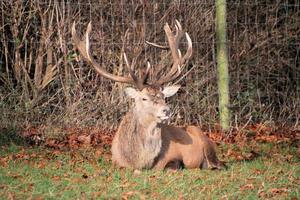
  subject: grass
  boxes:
[0,134,299,199]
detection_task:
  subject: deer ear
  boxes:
[162,85,181,98]
[124,87,138,98]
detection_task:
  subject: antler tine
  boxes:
[145,41,169,49]
[156,20,193,85]
[141,61,151,84]
[174,20,184,44]
[183,32,193,61]
[145,20,183,51]
[145,20,192,85]
[123,53,145,90]
[72,21,134,84]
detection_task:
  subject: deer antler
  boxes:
[123,52,148,90]
[146,20,192,85]
[72,21,149,90]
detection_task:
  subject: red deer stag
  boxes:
[72,20,225,170]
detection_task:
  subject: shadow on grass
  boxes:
[0,127,28,146]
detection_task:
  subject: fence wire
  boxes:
[0,0,299,130]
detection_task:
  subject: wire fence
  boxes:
[0,0,299,131]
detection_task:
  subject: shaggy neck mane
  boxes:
[117,108,162,169]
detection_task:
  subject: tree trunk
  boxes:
[215,0,230,131]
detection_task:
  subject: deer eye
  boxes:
[142,98,148,101]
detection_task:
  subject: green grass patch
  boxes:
[0,140,299,199]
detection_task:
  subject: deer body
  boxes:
[154,125,224,169]
[72,20,225,170]
[113,113,224,170]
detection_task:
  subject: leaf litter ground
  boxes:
[0,124,299,199]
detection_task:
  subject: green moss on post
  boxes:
[216,0,230,131]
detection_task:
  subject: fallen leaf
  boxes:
[78,135,91,145]
[244,150,260,161]
[240,183,254,191]
[258,189,267,198]
[27,183,34,191]
[45,139,57,148]
[226,149,244,161]
[52,176,61,181]
[68,134,78,146]
[91,191,102,198]
[268,187,289,194]
[95,149,102,157]
[81,192,87,200]
[37,160,47,169]
[8,192,15,200]
[122,191,136,200]
[221,194,229,200]
[178,193,183,200]
[52,150,61,156]
[255,135,279,143]
[71,177,83,184]
[0,185,7,190]
[121,191,145,200]
[286,154,293,162]
[7,172,22,179]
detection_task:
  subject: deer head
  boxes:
[71,20,192,124]
[124,85,181,124]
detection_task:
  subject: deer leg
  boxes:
[153,158,170,170]
[183,157,200,169]
[165,160,184,170]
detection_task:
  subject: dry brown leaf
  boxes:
[226,149,244,161]
[244,150,260,161]
[52,150,61,156]
[80,192,87,200]
[71,177,83,184]
[37,160,46,169]
[95,149,103,157]
[45,139,57,148]
[240,183,255,191]
[7,172,22,179]
[77,135,91,146]
[122,191,135,200]
[8,192,15,200]
[121,191,145,200]
[257,189,267,198]
[255,135,279,142]
[268,187,289,194]
[52,176,61,181]
[27,183,34,191]
[91,192,102,198]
